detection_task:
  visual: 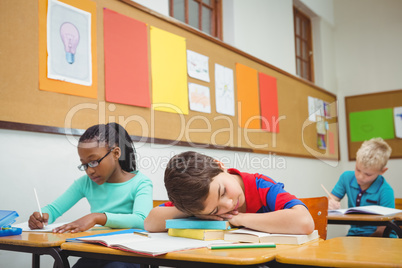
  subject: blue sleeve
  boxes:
[378,182,395,208]
[331,171,350,200]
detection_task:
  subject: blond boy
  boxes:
[329,138,394,237]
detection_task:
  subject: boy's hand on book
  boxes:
[53,213,106,233]
[195,214,225,221]
[328,199,341,210]
[195,209,239,221]
[28,212,49,229]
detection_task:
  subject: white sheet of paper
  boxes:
[13,222,70,232]
[215,63,235,116]
[47,0,92,86]
[188,83,211,113]
[394,106,402,138]
[187,50,210,82]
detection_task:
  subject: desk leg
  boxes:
[32,253,40,268]
[49,248,70,268]
[383,221,402,238]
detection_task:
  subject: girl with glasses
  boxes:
[28,123,153,268]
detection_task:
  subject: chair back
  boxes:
[153,200,169,207]
[299,196,328,240]
[395,198,402,210]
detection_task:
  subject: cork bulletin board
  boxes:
[345,89,402,160]
[0,0,339,160]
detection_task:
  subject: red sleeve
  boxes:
[160,201,174,207]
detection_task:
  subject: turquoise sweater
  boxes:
[42,171,153,229]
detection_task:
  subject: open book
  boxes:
[70,229,228,256]
[224,228,319,245]
[328,205,402,216]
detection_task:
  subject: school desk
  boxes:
[327,212,402,238]
[60,240,313,268]
[0,228,115,268]
[275,236,402,267]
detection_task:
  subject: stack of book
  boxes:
[166,217,319,245]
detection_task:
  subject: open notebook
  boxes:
[68,229,229,256]
[328,205,402,216]
[224,228,319,245]
[13,222,70,232]
[13,222,108,232]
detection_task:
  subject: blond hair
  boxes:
[356,138,392,170]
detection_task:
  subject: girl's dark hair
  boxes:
[79,123,137,172]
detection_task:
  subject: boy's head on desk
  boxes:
[164,151,245,216]
[355,137,391,189]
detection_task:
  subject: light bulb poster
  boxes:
[39,0,97,98]
[47,0,91,85]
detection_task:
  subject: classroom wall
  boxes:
[333,0,402,196]
[2,0,401,267]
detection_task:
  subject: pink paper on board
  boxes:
[328,131,335,155]
[103,8,150,107]
[258,73,279,133]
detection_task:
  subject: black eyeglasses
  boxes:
[77,148,114,171]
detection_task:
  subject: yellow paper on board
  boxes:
[150,26,188,114]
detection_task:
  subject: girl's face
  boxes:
[77,141,120,185]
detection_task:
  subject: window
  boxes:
[293,7,314,82]
[169,0,222,39]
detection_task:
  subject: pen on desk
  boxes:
[133,231,151,238]
[321,184,334,201]
[208,243,276,250]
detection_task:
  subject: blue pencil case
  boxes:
[0,210,22,237]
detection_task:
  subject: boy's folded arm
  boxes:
[229,205,315,235]
[144,206,188,232]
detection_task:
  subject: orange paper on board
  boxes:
[38,0,97,98]
[258,73,279,133]
[103,9,150,107]
[236,63,260,129]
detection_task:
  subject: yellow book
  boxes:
[168,228,226,241]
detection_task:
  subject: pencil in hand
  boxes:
[320,184,334,201]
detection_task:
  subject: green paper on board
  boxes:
[349,108,395,142]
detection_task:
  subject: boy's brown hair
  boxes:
[164,151,223,215]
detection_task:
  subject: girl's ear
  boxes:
[112,147,121,160]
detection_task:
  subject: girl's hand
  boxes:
[28,212,49,229]
[53,213,106,233]
[328,198,341,210]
